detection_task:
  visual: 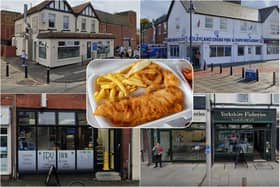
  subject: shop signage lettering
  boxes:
[193,110,206,122]
[167,36,263,43]
[214,109,276,123]
[58,150,75,170]
[38,151,56,171]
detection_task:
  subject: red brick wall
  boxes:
[15,94,86,109]
[143,27,154,44]
[156,22,167,44]
[1,45,17,57]
[0,94,16,106]
[0,11,20,41]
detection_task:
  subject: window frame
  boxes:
[205,16,213,29]
[63,15,69,30]
[48,13,56,28]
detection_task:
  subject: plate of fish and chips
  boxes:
[86,59,193,128]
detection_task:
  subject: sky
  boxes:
[141,0,280,20]
[0,0,140,28]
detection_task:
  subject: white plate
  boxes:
[86,59,193,128]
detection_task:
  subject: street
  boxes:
[141,162,279,186]
[194,60,279,93]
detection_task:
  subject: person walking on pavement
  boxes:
[152,142,163,168]
[21,50,26,66]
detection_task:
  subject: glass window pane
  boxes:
[57,127,75,150]
[210,46,216,57]
[159,131,170,161]
[58,46,80,59]
[38,127,56,150]
[77,112,87,125]
[18,111,36,125]
[238,46,244,56]
[38,112,55,125]
[225,47,231,56]
[217,46,224,57]
[58,112,75,125]
[78,127,93,149]
[18,126,36,150]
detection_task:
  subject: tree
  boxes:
[140,18,151,30]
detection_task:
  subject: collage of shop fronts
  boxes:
[141,93,279,164]
[0,94,140,181]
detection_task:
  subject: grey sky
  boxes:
[0,0,140,28]
[141,0,279,20]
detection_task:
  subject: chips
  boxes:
[94,60,180,103]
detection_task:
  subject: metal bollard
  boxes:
[273,72,276,85]
[6,63,9,77]
[203,63,206,71]
[47,68,50,84]
[211,63,213,72]
[256,69,259,82]
[25,66,28,78]
[230,66,233,76]
[242,67,244,78]
[220,64,222,74]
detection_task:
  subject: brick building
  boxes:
[0,94,139,181]
[0,10,20,57]
[96,10,137,49]
[142,15,167,44]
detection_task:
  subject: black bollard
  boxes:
[242,67,244,78]
[230,66,233,76]
[273,72,276,85]
[47,68,50,84]
[204,62,206,71]
[220,64,222,74]
[6,63,9,77]
[211,63,213,72]
[25,66,28,78]
[256,69,259,82]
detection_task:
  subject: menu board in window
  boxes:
[38,151,56,171]
[57,150,75,170]
[77,150,94,170]
[18,151,36,171]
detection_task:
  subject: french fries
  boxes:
[94,60,180,103]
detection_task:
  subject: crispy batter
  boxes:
[94,86,184,126]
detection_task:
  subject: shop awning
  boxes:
[37,32,115,39]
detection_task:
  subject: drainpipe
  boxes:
[206,94,212,186]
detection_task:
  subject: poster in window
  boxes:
[57,150,75,170]
[18,151,36,171]
[38,150,56,171]
[77,150,94,170]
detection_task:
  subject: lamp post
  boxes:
[189,0,194,63]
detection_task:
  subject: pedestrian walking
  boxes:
[152,142,163,168]
[21,50,26,66]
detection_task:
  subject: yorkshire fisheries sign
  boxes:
[213,109,276,123]
[167,36,263,43]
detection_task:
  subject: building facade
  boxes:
[0,10,21,57]
[167,1,279,68]
[0,94,139,181]
[13,0,115,67]
[211,93,279,162]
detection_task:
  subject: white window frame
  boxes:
[48,13,56,28]
[91,20,96,33]
[81,18,86,31]
[63,15,69,30]
[205,17,213,29]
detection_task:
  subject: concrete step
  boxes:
[96,171,121,181]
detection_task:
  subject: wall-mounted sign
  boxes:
[213,109,276,123]
[58,150,75,170]
[167,36,263,43]
[0,106,10,125]
[193,110,206,123]
[77,150,94,170]
[18,151,36,172]
[38,151,56,171]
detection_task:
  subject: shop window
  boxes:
[217,46,224,57]
[18,111,36,125]
[48,13,56,28]
[256,46,261,55]
[267,45,279,55]
[170,45,179,57]
[57,127,75,150]
[39,41,47,59]
[81,19,86,31]
[18,126,36,150]
[205,17,213,29]
[220,18,227,31]
[224,47,231,56]
[159,131,171,161]
[238,46,244,56]
[63,16,69,30]
[58,41,80,59]
[77,112,87,125]
[248,47,252,54]
[37,127,56,149]
[38,112,55,125]
[210,46,216,57]
[58,112,75,125]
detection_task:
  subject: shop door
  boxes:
[33,41,37,62]
[87,41,91,59]
[192,47,200,70]
[254,129,271,160]
[0,126,11,175]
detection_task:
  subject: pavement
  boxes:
[140,162,279,186]
[1,57,87,93]
[194,60,279,93]
[1,174,139,186]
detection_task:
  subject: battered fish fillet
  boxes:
[94,86,184,126]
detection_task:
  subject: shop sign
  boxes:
[77,150,94,170]
[18,151,36,171]
[38,151,56,171]
[264,39,279,45]
[0,106,10,125]
[58,150,75,170]
[213,109,276,123]
[167,36,263,43]
[193,110,206,123]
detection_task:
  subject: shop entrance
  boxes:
[191,47,200,70]
[94,129,121,172]
[87,41,91,59]
[254,129,271,160]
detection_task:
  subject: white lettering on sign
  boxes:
[58,150,75,170]
[193,110,206,123]
[220,111,267,118]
